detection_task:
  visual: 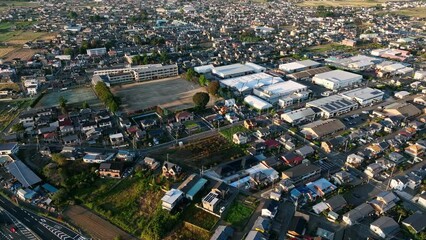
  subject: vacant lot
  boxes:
[308,43,356,53]
[3,48,42,61]
[111,77,212,113]
[0,31,53,43]
[64,205,137,240]
[37,87,102,108]
[394,7,426,18]
[150,135,246,169]
[298,0,401,7]
[224,201,255,230]
[0,100,30,131]
[0,47,18,58]
[0,1,40,12]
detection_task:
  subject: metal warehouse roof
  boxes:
[6,160,42,188]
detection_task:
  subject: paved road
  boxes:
[0,207,38,240]
[0,196,85,240]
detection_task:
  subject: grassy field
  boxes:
[394,7,426,18]
[224,201,255,229]
[0,31,53,43]
[308,43,356,53]
[36,87,102,108]
[182,204,219,231]
[297,0,400,7]
[0,1,40,12]
[150,135,246,169]
[0,82,20,91]
[0,100,31,131]
[165,221,211,240]
[220,125,251,142]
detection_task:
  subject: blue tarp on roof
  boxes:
[42,183,58,193]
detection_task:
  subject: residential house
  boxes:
[387,152,405,165]
[161,189,184,211]
[405,143,424,157]
[281,162,321,186]
[281,152,303,166]
[402,212,426,234]
[369,191,399,214]
[342,203,374,225]
[325,195,347,212]
[177,174,208,201]
[233,132,249,145]
[244,231,267,240]
[62,134,80,146]
[244,119,257,130]
[162,161,181,177]
[295,145,315,158]
[261,200,279,219]
[346,153,364,167]
[255,128,270,139]
[99,162,123,178]
[175,111,194,122]
[202,181,230,213]
[321,136,347,153]
[389,176,408,191]
[364,163,383,178]
[370,216,399,239]
[143,157,160,170]
[83,152,115,163]
[418,192,426,208]
[331,171,353,185]
[109,133,125,147]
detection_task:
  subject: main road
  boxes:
[0,195,85,240]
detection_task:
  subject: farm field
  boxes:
[64,205,137,240]
[0,47,18,58]
[0,31,53,43]
[36,87,102,108]
[298,0,402,7]
[111,77,214,113]
[150,135,246,169]
[394,7,426,18]
[308,43,356,53]
[2,48,43,61]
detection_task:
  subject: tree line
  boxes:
[94,82,120,112]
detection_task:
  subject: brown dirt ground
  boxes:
[64,205,138,240]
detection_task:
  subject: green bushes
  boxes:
[30,91,46,107]
[94,82,120,112]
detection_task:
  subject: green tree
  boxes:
[198,75,208,86]
[207,81,220,95]
[11,123,24,132]
[52,188,69,206]
[193,92,210,109]
[68,11,78,19]
[159,51,169,63]
[82,101,89,109]
[58,96,68,114]
[51,153,67,166]
[186,68,195,81]
[63,48,73,56]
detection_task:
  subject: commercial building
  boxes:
[6,160,42,188]
[286,66,331,81]
[340,87,384,106]
[212,63,265,79]
[220,73,283,94]
[281,107,317,125]
[253,80,309,104]
[301,119,346,139]
[325,55,382,71]
[376,61,413,76]
[92,64,178,86]
[306,95,358,118]
[279,60,321,73]
[86,47,107,56]
[244,95,273,110]
[312,70,363,90]
[383,102,421,118]
[371,48,411,62]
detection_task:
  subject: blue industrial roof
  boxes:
[187,178,207,197]
[42,183,58,193]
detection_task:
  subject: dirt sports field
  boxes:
[111,77,214,113]
[64,205,137,240]
[37,87,102,108]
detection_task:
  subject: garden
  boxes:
[224,201,255,230]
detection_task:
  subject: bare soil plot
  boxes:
[64,205,137,240]
[3,48,43,61]
[0,47,18,58]
[111,77,214,113]
[394,7,426,18]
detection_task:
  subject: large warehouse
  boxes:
[312,70,363,90]
[244,95,273,110]
[220,73,283,94]
[279,60,321,73]
[253,80,309,103]
[306,95,358,118]
[340,87,384,106]
[194,62,266,78]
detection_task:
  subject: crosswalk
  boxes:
[2,209,38,240]
[40,222,87,240]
